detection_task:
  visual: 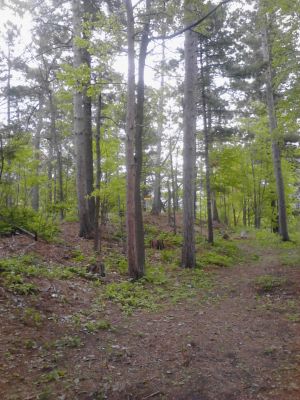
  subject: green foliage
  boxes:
[23,307,43,326]
[115,256,128,275]
[196,238,241,268]
[54,335,82,349]
[280,251,300,267]
[160,249,179,264]
[286,313,300,323]
[2,273,38,295]
[39,369,66,383]
[71,248,85,262]
[24,339,38,350]
[84,319,111,332]
[255,230,298,250]
[37,387,53,400]
[144,225,183,248]
[169,269,213,304]
[104,281,158,315]
[0,207,59,241]
[198,252,233,268]
[0,255,90,289]
[143,265,168,285]
[255,275,286,292]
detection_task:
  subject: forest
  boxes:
[0,0,299,399]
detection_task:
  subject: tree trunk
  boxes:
[261,14,289,241]
[32,96,43,211]
[169,138,177,234]
[243,198,247,227]
[152,41,165,215]
[49,90,64,220]
[82,0,95,226]
[124,0,141,279]
[181,15,197,268]
[72,0,93,237]
[199,42,213,244]
[94,94,102,253]
[134,0,150,276]
[212,195,220,223]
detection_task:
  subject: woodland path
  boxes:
[0,227,299,400]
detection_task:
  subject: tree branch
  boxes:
[151,0,232,41]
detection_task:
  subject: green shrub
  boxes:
[198,252,233,268]
[0,207,59,241]
[3,273,38,295]
[160,249,176,263]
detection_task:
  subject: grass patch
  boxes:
[54,335,82,348]
[198,252,233,268]
[196,238,241,268]
[0,255,96,289]
[286,313,300,323]
[143,265,168,285]
[23,307,43,326]
[255,275,286,293]
[39,369,66,383]
[280,251,300,268]
[254,230,299,250]
[84,319,111,333]
[104,281,158,315]
[3,273,38,295]
[71,248,85,262]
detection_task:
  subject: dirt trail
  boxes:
[0,233,299,400]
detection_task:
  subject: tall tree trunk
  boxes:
[124,0,150,278]
[124,0,140,279]
[32,96,43,211]
[82,0,95,226]
[169,138,177,234]
[199,42,213,244]
[49,90,64,220]
[134,0,150,276]
[94,94,102,253]
[152,41,165,215]
[47,132,53,207]
[243,198,247,227]
[181,12,197,268]
[72,0,93,237]
[212,195,220,223]
[261,13,289,241]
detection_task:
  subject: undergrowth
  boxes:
[0,254,96,294]
[0,207,59,241]
[255,274,287,293]
[196,237,242,268]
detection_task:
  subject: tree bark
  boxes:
[169,138,177,234]
[124,0,140,279]
[82,0,95,226]
[151,41,165,215]
[72,0,94,237]
[199,42,213,244]
[32,96,43,211]
[181,10,197,268]
[49,90,64,220]
[134,0,150,276]
[94,94,102,253]
[261,15,289,241]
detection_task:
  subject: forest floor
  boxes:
[0,216,299,400]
